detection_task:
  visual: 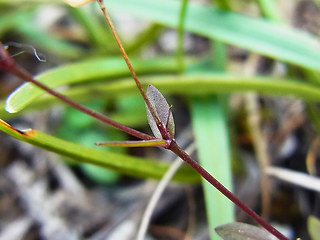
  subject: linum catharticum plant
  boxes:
[0,0,289,239]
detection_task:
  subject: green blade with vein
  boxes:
[107,0,320,70]
[0,119,199,182]
[5,57,177,113]
[5,74,320,117]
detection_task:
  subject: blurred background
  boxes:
[0,0,320,239]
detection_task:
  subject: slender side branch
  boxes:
[0,44,153,141]
[168,140,288,240]
[96,0,171,140]
[94,2,289,239]
[96,139,170,148]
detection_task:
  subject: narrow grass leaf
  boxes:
[191,96,234,240]
[190,40,234,240]
[5,75,320,119]
[0,10,34,38]
[5,57,177,113]
[108,0,320,70]
[0,119,199,182]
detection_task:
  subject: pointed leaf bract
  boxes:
[167,108,175,137]
[145,85,175,139]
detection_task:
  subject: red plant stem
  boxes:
[172,4,275,236]
[7,63,154,141]
[169,140,288,240]
[0,4,288,238]
[3,46,288,240]
[96,0,170,140]
[94,2,289,239]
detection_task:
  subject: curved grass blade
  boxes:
[5,74,320,118]
[0,9,34,38]
[5,57,177,113]
[0,119,199,182]
[108,0,320,70]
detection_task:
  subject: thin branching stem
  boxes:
[96,0,171,140]
[0,44,153,141]
[94,1,289,239]
[168,140,288,240]
[1,43,288,240]
[0,1,290,238]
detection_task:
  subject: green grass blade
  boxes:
[0,119,199,182]
[108,0,320,70]
[16,21,86,59]
[257,0,320,137]
[190,41,234,240]
[257,0,281,21]
[176,0,188,72]
[5,57,178,113]
[211,0,231,10]
[125,23,164,54]
[68,6,114,52]
[0,9,34,37]
[191,96,234,239]
[5,74,320,118]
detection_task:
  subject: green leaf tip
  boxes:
[215,222,278,240]
[0,118,199,182]
[5,86,23,114]
[0,119,35,137]
[308,216,320,240]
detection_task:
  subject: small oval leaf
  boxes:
[146,84,175,138]
[215,222,278,240]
